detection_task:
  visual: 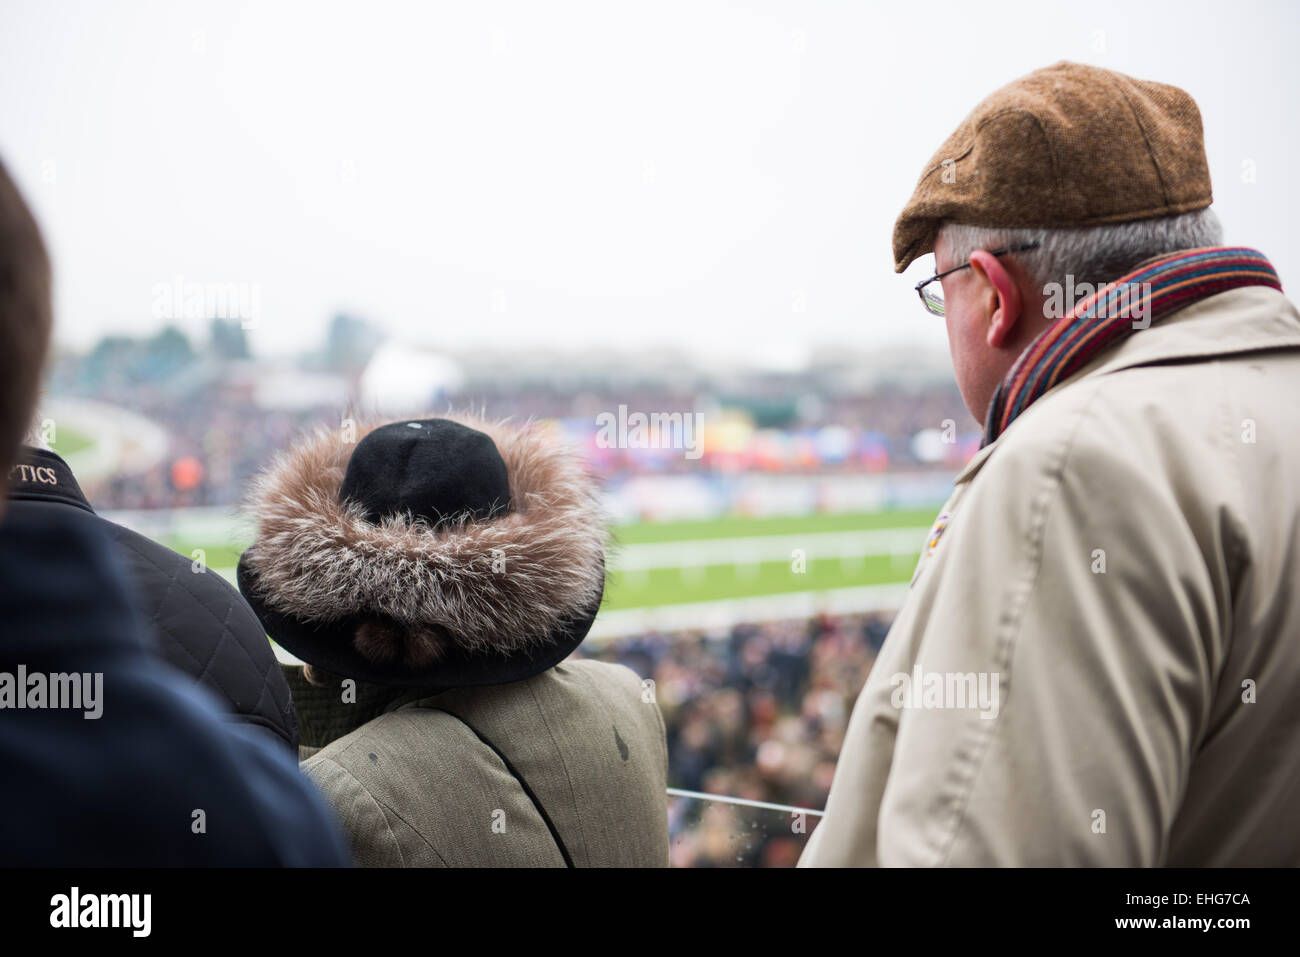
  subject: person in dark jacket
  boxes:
[7,444,299,752]
[238,415,670,866]
[0,156,348,865]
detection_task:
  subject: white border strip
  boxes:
[667,787,824,817]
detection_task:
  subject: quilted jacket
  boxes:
[6,446,297,751]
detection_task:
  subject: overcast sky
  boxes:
[1,0,1297,366]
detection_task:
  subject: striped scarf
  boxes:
[982,246,1282,446]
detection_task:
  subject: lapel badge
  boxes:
[926,513,950,554]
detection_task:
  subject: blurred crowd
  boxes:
[580,610,893,867]
[87,389,326,511]
[50,325,975,510]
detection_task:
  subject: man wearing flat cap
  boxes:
[802,62,1300,866]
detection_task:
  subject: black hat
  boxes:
[237,416,606,690]
[340,419,511,527]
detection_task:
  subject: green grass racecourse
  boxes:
[605,553,918,609]
[166,506,937,613]
[47,426,96,458]
[610,507,937,543]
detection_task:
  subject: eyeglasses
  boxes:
[914,241,1040,316]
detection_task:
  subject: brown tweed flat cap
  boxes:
[892,61,1213,273]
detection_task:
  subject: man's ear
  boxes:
[968,249,1023,348]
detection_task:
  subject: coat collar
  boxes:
[6,447,94,513]
[954,284,1300,486]
[283,663,425,750]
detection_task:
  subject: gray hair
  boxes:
[938,207,1224,292]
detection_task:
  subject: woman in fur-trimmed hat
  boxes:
[237,414,669,867]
